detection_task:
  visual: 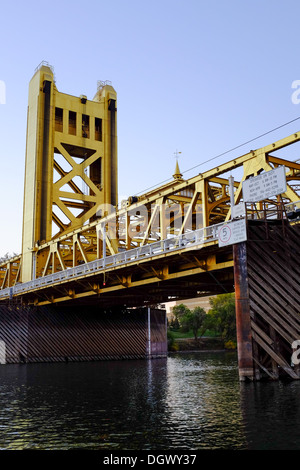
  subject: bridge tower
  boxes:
[21,63,117,282]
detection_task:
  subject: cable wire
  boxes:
[135,116,300,195]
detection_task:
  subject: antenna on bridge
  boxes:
[173,150,183,180]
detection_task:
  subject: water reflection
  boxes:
[0,360,172,450]
[165,352,246,449]
[0,352,299,449]
[240,380,300,450]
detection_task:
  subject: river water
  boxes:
[0,351,299,451]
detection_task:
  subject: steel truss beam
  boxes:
[1,130,300,297]
[15,245,234,307]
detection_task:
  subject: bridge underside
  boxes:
[9,243,234,308]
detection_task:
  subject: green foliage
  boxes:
[168,294,236,347]
[167,330,179,351]
[168,315,180,331]
[181,306,207,340]
[206,293,236,343]
[224,339,237,349]
[172,304,190,321]
[171,303,208,340]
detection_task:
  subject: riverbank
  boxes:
[169,336,226,352]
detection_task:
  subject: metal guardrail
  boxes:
[0,223,224,300]
[1,199,299,300]
[244,199,300,221]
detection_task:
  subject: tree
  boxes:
[181,306,207,340]
[168,315,180,331]
[172,303,190,331]
[206,293,236,343]
[172,303,208,340]
[172,303,190,322]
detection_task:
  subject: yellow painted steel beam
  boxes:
[21,65,117,282]
[30,256,234,306]
[4,64,300,291]
[9,142,300,288]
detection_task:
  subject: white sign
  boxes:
[242,166,287,203]
[231,202,246,219]
[218,219,247,247]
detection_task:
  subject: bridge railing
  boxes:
[0,222,224,299]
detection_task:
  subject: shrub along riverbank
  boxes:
[167,331,236,352]
[169,335,225,352]
[167,293,237,352]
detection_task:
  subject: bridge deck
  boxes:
[0,223,234,307]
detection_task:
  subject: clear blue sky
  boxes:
[1,0,300,255]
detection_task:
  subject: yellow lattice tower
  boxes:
[21,63,117,282]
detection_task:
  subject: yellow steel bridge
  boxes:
[1,64,300,379]
[0,64,299,305]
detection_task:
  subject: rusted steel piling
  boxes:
[233,241,254,381]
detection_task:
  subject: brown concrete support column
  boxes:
[233,241,255,381]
